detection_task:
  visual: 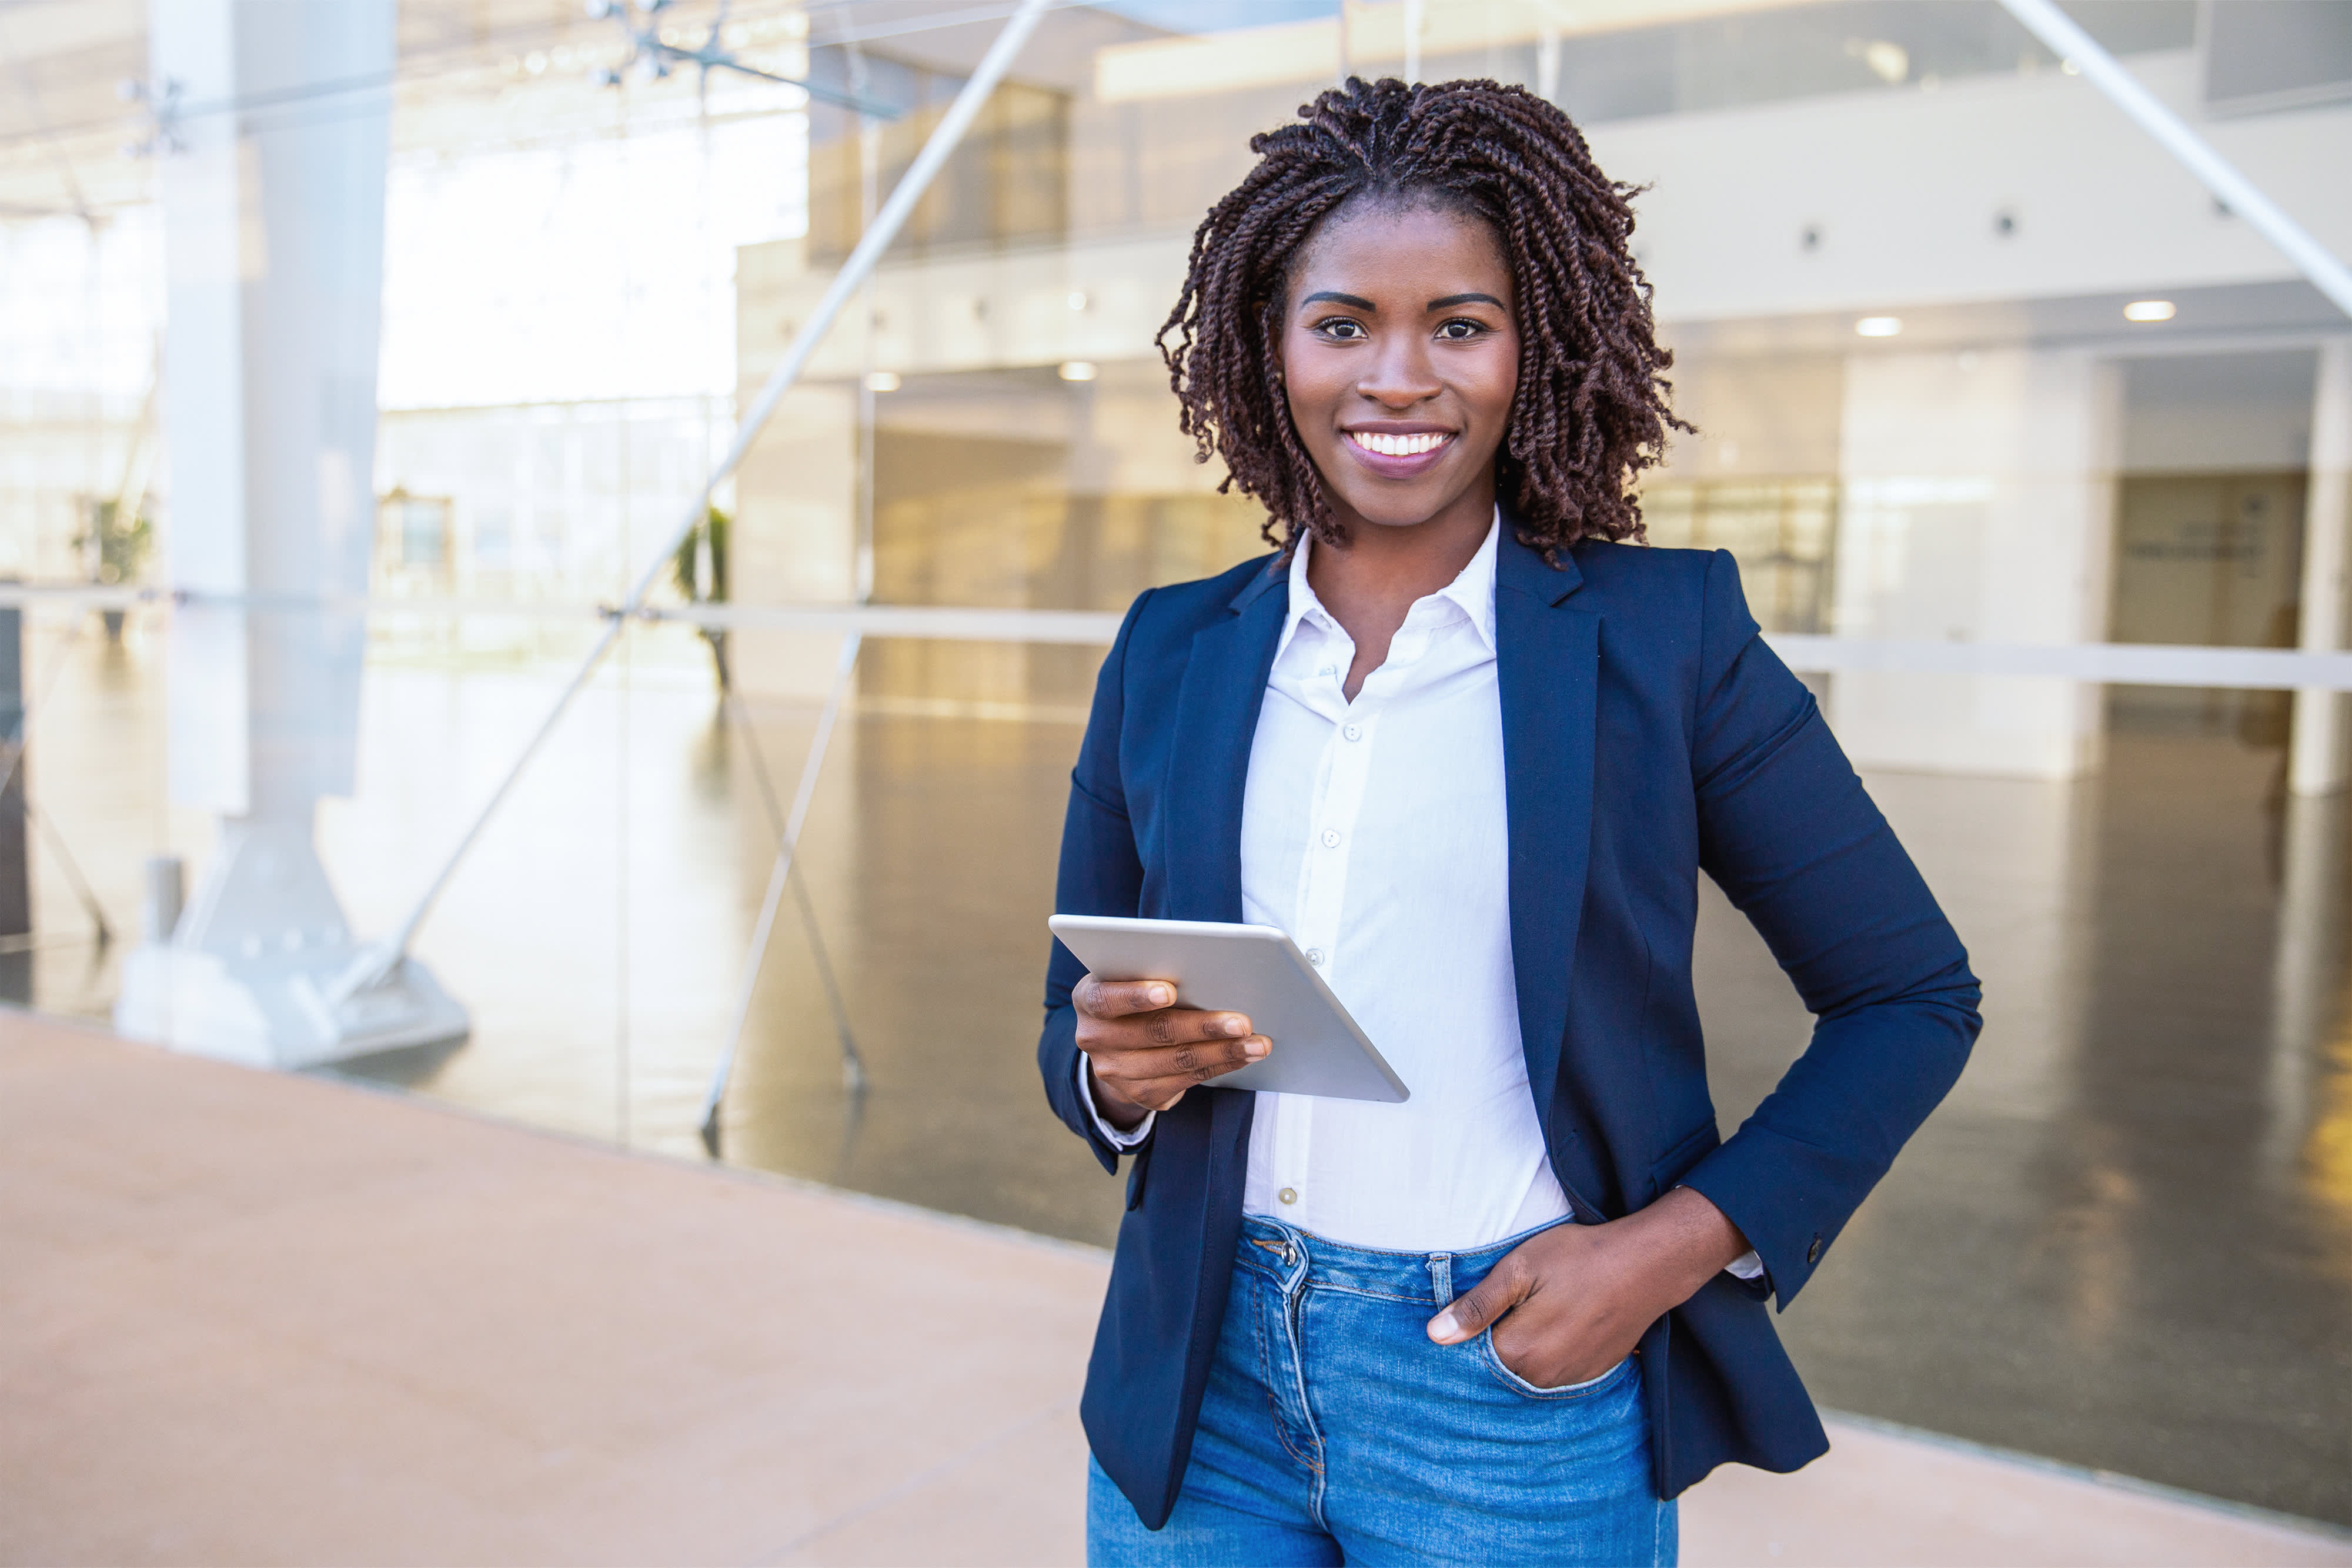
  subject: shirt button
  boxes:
[1342,724,1362,741]
[1278,1187,1299,1205]
[1321,828,1341,848]
[1317,664,1336,677]
[1305,948,1325,966]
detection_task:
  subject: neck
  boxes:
[1302,480,1495,702]
[1306,481,1495,617]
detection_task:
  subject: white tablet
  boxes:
[1049,915,1409,1104]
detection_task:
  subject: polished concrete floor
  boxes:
[1702,735,2352,1527]
[14,619,2352,1529]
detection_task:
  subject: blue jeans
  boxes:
[1087,1216,1676,1566]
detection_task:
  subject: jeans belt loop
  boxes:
[1427,1252,1452,1306]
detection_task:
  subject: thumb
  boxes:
[1426,1263,1527,1345]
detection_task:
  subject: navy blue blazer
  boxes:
[1039,524,1980,1529]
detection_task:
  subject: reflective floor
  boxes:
[15,620,2352,1526]
[1701,736,2352,1527]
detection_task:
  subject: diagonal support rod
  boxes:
[28,798,111,946]
[699,631,861,1153]
[0,613,82,804]
[718,661,864,1094]
[327,0,1051,1007]
[1996,0,2352,320]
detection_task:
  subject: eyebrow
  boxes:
[1298,290,1508,313]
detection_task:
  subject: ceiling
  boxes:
[0,0,1160,220]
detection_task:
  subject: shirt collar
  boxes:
[1278,507,1501,659]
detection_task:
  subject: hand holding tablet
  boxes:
[1053,916,1410,1121]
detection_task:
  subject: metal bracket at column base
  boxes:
[114,942,469,1071]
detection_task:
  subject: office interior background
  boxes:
[1,0,2350,1542]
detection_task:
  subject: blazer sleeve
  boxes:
[1037,589,1156,1174]
[1673,550,1983,1309]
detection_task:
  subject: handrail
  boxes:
[20,585,2352,688]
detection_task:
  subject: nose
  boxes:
[1355,331,1441,410]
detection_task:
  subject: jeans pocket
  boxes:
[1476,1330,1635,1400]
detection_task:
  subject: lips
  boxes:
[1342,427,1456,479]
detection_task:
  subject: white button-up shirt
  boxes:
[1088,515,1575,1252]
[1234,519,1575,1251]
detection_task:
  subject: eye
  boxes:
[1314,317,1368,341]
[1435,317,1490,342]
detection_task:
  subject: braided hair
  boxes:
[1158,76,1685,559]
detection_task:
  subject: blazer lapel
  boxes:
[1164,558,1287,922]
[1495,532,1598,1132]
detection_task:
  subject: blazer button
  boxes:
[1806,1236,1823,1265]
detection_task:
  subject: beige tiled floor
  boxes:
[2,1013,2344,1568]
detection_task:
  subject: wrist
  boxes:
[1607,1189,1749,1304]
[1087,1061,1150,1131]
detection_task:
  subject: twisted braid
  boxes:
[1158,77,1686,559]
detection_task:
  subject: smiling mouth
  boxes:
[1345,430,1454,459]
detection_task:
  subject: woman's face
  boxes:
[1276,200,1520,534]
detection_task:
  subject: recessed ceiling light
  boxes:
[1058,360,1098,382]
[2124,299,2176,323]
[864,370,900,392]
[1855,316,1903,337]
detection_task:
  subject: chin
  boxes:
[1353,508,1445,530]
[1337,487,1465,530]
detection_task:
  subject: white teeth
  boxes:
[1348,430,1449,457]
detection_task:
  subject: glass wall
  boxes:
[1,0,2349,1529]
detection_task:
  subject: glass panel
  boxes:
[718,657,1123,1241]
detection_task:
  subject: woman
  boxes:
[1038,78,1979,1566]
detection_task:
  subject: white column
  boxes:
[2290,338,2352,797]
[1830,348,2120,778]
[2266,790,2342,1171]
[116,0,465,1066]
